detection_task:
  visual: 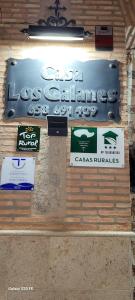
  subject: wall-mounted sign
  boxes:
[70,127,124,168]
[47,116,68,136]
[0,157,35,190]
[17,126,40,151]
[5,58,120,122]
[95,26,113,51]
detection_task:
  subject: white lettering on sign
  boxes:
[8,84,118,103]
[19,140,38,147]
[19,131,36,139]
[41,67,83,82]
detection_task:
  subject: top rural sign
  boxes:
[5,58,120,122]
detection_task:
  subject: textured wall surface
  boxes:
[0,0,131,230]
[0,40,131,231]
[118,0,135,26]
[0,235,132,300]
[0,1,134,299]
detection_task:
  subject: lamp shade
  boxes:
[21,0,92,41]
[22,25,90,41]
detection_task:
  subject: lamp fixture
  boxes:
[21,0,92,41]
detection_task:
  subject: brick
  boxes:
[67,174,81,179]
[82,174,115,180]
[0,201,13,206]
[67,168,98,174]
[15,201,31,208]
[115,175,130,181]
[82,216,114,223]
[64,217,81,223]
[98,168,129,175]
[67,180,98,187]
[0,217,14,222]
[99,195,129,201]
[66,202,81,208]
[64,224,99,231]
[66,187,81,193]
[98,209,131,217]
[98,181,130,187]
[82,202,114,208]
[0,193,31,200]
[66,209,97,216]
[83,188,114,194]
[115,217,131,223]
[0,209,31,215]
[67,194,98,201]
[98,224,131,231]
[116,202,131,208]
[113,187,130,194]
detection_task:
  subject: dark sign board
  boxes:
[47,116,68,136]
[5,58,120,122]
[95,26,113,51]
[17,126,40,151]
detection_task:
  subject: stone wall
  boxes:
[0,234,132,300]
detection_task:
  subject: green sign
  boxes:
[17,126,40,152]
[70,127,124,168]
[71,127,97,153]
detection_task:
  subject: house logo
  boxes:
[102,131,118,149]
